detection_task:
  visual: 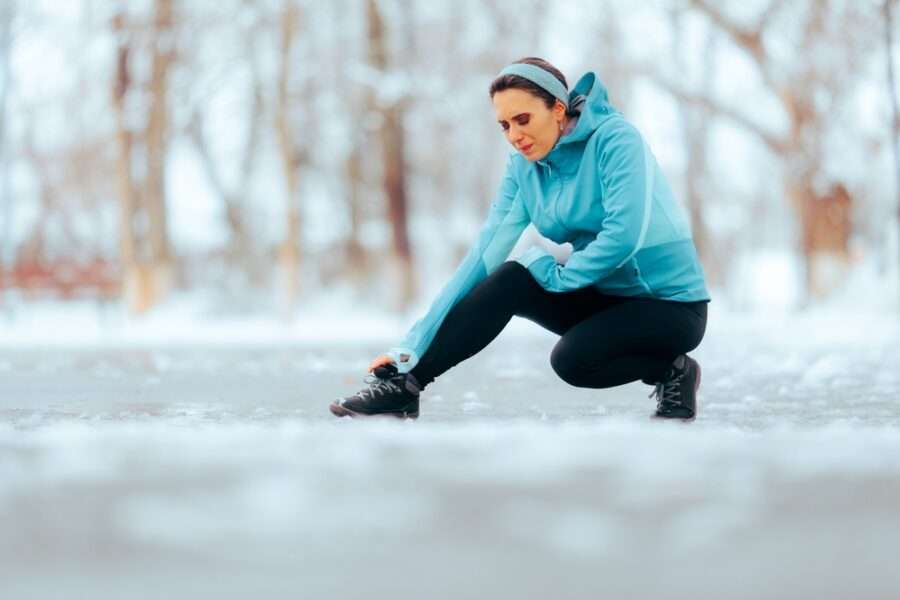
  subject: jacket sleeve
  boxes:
[520,123,653,292]
[388,156,531,373]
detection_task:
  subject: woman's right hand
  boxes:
[368,354,397,373]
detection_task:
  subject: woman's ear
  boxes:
[555,99,567,121]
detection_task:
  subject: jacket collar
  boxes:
[536,71,619,170]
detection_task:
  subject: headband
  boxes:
[498,63,569,108]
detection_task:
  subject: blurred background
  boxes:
[0,0,897,327]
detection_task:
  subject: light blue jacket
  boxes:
[389,72,710,372]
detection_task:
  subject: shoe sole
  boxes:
[329,402,419,420]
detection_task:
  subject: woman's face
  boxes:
[492,88,566,162]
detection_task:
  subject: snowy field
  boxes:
[1,305,900,599]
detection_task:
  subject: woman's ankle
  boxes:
[408,367,432,390]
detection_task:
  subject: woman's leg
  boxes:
[548,298,708,389]
[410,261,609,388]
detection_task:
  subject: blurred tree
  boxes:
[4,0,892,311]
[0,1,12,277]
[593,1,633,111]
[17,126,68,265]
[2,2,121,304]
[448,0,546,264]
[341,139,369,289]
[110,0,177,314]
[366,0,415,309]
[336,1,370,289]
[111,8,140,310]
[185,0,267,288]
[274,0,310,317]
[885,0,900,302]
[651,0,879,302]
[668,5,721,285]
[146,0,175,281]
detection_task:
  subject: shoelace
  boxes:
[648,371,685,412]
[357,371,401,401]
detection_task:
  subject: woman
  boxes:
[330,57,710,421]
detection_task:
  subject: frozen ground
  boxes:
[1,307,899,599]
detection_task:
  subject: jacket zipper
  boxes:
[548,160,569,236]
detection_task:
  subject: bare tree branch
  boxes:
[689,0,764,63]
[239,41,263,199]
[689,0,781,95]
[639,65,788,155]
[757,0,788,32]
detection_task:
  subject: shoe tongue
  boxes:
[404,372,421,394]
[373,364,398,379]
[661,366,680,385]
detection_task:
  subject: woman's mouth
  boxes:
[520,143,534,153]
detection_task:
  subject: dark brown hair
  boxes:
[489,57,578,117]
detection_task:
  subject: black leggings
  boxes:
[410,261,708,390]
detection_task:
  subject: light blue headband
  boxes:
[498,63,569,108]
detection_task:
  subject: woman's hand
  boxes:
[368,354,396,373]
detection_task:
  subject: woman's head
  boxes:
[490,57,573,162]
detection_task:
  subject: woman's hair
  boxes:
[489,57,578,117]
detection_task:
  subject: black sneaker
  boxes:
[330,364,421,419]
[650,354,701,421]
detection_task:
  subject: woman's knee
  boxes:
[550,342,588,387]
[550,340,621,389]
[484,261,535,291]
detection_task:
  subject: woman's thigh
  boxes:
[555,298,708,363]
[498,262,707,356]
[513,277,628,336]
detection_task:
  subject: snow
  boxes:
[1,301,899,599]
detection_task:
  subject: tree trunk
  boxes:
[344,144,368,283]
[381,104,414,307]
[274,0,302,317]
[145,0,175,301]
[885,0,900,303]
[335,2,369,289]
[0,1,13,275]
[236,34,265,285]
[111,11,148,313]
[790,180,816,304]
[111,3,177,314]
[366,0,415,309]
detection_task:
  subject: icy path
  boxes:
[1,311,899,599]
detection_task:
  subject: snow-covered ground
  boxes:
[1,303,899,599]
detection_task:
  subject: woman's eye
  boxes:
[517,118,529,126]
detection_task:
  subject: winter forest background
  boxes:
[4,3,900,598]
[1,0,899,325]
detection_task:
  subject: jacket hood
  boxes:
[555,71,619,148]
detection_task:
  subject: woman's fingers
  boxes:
[368,354,395,372]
